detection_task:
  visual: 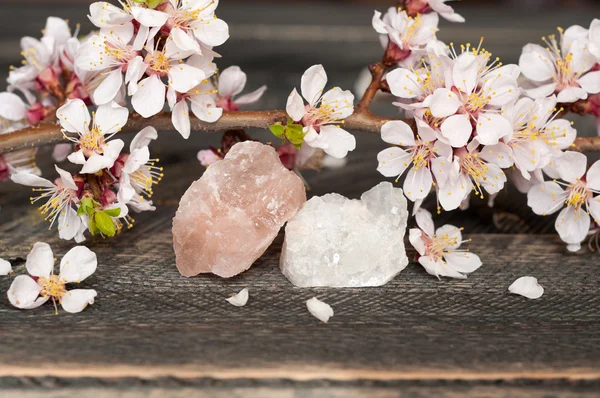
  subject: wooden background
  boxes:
[1,1,600,397]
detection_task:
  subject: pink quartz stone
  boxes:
[173,141,307,278]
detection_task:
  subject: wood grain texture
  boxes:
[1,2,600,397]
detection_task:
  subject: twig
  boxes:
[0,109,398,154]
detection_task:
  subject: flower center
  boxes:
[38,274,66,300]
[148,51,171,76]
[426,232,460,261]
[80,127,105,156]
[566,181,591,210]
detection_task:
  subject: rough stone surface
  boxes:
[280,182,409,287]
[173,141,306,278]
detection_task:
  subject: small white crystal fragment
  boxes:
[509,276,544,299]
[306,297,333,323]
[281,182,409,287]
[226,288,249,307]
[0,259,11,275]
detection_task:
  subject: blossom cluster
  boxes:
[375,7,600,252]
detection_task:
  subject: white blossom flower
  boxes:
[483,96,576,179]
[377,120,452,201]
[167,54,222,138]
[409,208,482,279]
[424,46,520,147]
[117,126,161,212]
[159,0,229,51]
[11,165,82,241]
[7,243,97,314]
[216,66,267,111]
[519,26,599,103]
[372,7,439,62]
[57,99,128,174]
[75,23,143,105]
[438,146,507,211]
[527,151,600,252]
[286,64,356,159]
[131,45,207,118]
[8,17,72,102]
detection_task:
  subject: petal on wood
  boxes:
[226,288,249,307]
[509,276,544,299]
[306,297,334,323]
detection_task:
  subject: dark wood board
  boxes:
[1,1,600,397]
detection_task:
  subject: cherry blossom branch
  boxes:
[0,109,397,154]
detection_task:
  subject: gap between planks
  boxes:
[1,365,600,382]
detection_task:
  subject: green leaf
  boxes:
[286,123,306,147]
[103,208,121,218]
[147,0,163,8]
[88,217,99,236]
[94,211,116,237]
[269,123,285,138]
[77,198,96,216]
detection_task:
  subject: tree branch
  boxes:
[0,109,398,154]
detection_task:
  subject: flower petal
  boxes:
[314,126,356,159]
[218,66,247,99]
[556,86,588,103]
[556,151,587,183]
[52,143,73,163]
[586,160,600,191]
[519,47,555,82]
[377,147,412,178]
[170,26,200,53]
[0,258,12,275]
[321,87,354,120]
[0,92,26,121]
[132,75,166,118]
[235,85,268,105]
[226,288,249,307]
[301,64,328,107]
[443,252,482,274]
[80,139,124,174]
[172,100,191,139]
[93,69,123,105]
[130,126,158,151]
[415,208,435,237]
[387,68,423,99]
[429,88,461,118]
[10,172,54,188]
[95,102,129,136]
[554,206,590,250]
[58,207,82,241]
[59,246,97,283]
[286,88,306,122]
[409,228,427,256]
[306,297,333,323]
[26,242,54,277]
[7,275,44,309]
[479,143,514,169]
[131,7,168,27]
[57,99,91,134]
[509,276,544,299]
[578,71,600,94]
[192,17,229,47]
[403,166,433,201]
[527,181,565,215]
[61,289,97,313]
[190,95,223,122]
[381,120,415,146]
[476,113,512,145]
[440,114,472,148]
[169,64,206,93]
[418,256,467,279]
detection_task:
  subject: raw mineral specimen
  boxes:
[280,182,409,287]
[173,141,306,278]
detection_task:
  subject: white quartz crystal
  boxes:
[280,182,409,287]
